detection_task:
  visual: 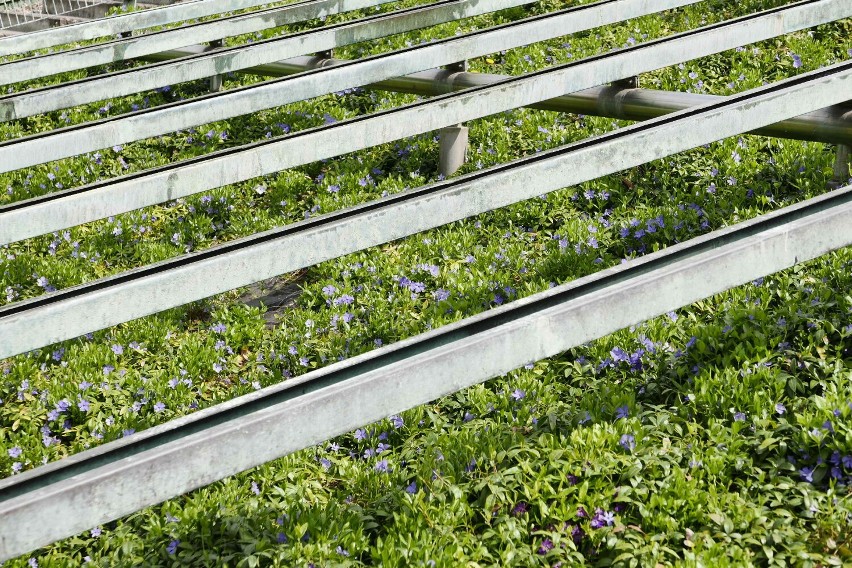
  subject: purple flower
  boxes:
[511,502,528,516]
[320,458,331,470]
[56,399,71,412]
[463,412,475,422]
[211,322,227,333]
[354,428,368,441]
[277,532,288,543]
[433,288,450,301]
[615,405,629,420]
[792,53,802,68]
[154,402,166,413]
[390,415,404,429]
[322,285,338,296]
[799,466,814,483]
[122,429,135,438]
[8,446,22,458]
[511,389,525,401]
[336,546,349,557]
[250,481,261,495]
[374,459,389,473]
[537,538,554,555]
[78,399,90,412]
[334,294,354,306]
[567,474,579,485]
[111,344,123,355]
[90,527,101,538]
[405,481,417,494]
[775,403,786,415]
[213,362,223,373]
[166,539,180,555]
[733,412,746,422]
[619,434,636,452]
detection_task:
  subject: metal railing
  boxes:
[0,0,118,31]
[0,0,850,561]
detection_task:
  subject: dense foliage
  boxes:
[1,0,851,565]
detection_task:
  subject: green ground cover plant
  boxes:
[1,0,851,565]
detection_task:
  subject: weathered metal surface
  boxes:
[1,170,849,560]
[0,0,677,119]
[0,60,849,360]
[146,50,852,145]
[0,0,391,57]
[0,0,847,244]
[1,0,531,84]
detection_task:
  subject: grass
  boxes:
[1,0,852,565]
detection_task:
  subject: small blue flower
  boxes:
[405,481,418,494]
[615,405,629,420]
[775,403,786,415]
[166,539,180,555]
[619,434,636,452]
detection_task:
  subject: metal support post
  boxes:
[439,60,469,177]
[208,39,224,92]
[120,0,135,37]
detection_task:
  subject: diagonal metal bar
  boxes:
[0,129,850,559]
[0,0,848,244]
[0,0,688,121]
[0,0,395,58]
[0,60,849,360]
[0,0,533,85]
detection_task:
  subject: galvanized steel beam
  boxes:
[0,0,848,244]
[0,161,850,560]
[1,0,532,84]
[0,60,849,361]
[141,49,852,146]
[0,0,394,57]
[0,0,687,121]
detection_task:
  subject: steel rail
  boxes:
[207,53,852,145]
[0,0,695,121]
[1,0,534,85]
[0,0,531,90]
[0,0,847,245]
[0,106,850,557]
[0,59,849,358]
[0,0,394,58]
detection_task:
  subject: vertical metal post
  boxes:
[208,39,224,92]
[439,60,469,177]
